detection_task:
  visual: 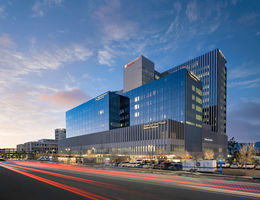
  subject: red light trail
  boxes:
[0,162,131,193]
[0,163,111,200]
[5,161,260,195]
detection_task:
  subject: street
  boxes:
[0,161,259,200]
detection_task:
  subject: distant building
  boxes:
[17,139,57,154]
[55,128,66,140]
[0,148,16,158]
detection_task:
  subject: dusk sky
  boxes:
[0,0,260,148]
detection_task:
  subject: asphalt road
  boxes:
[0,161,259,200]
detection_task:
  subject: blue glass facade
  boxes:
[66,92,129,138]
[123,68,202,128]
[164,49,227,134]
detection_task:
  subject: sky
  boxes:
[0,0,260,148]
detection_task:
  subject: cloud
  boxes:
[227,101,260,142]
[39,88,90,109]
[32,0,62,17]
[228,78,260,88]
[0,5,7,18]
[238,13,260,25]
[0,43,92,86]
[82,73,104,82]
[186,0,199,22]
[0,86,65,147]
[228,61,259,80]
[94,0,137,42]
[92,0,140,65]
[98,46,115,66]
[0,35,93,147]
[0,33,13,47]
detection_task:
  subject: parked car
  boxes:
[0,158,5,161]
[242,164,254,169]
[256,165,260,170]
[168,162,182,171]
[230,164,239,168]
[158,162,172,170]
[136,163,144,168]
[118,161,129,167]
[127,162,139,168]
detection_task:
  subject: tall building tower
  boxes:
[123,55,155,93]
[163,49,227,135]
[55,128,66,140]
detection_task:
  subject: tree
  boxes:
[228,137,239,163]
[239,144,255,166]
[239,145,247,166]
[204,149,214,160]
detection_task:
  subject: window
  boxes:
[196,88,202,96]
[186,121,195,126]
[99,110,104,115]
[134,96,139,102]
[192,94,195,100]
[192,85,195,91]
[134,104,139,110]
[196,105,202,113]
[192,104,195,110]
[196,114,202,121]
[196,96,202,104]
[134,112,139,117]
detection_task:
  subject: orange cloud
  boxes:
[39,88,90,109]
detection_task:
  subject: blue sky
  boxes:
[0,0,259,147]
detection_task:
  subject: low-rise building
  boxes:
[0,148,17,159]
[17,139,58,155]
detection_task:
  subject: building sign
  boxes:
[95,93,107,101]
[143,120,166,130]
[124,57,140,69]
[204,138,213,142]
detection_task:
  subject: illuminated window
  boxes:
[192,94,195,100]
[134,104,139,110]
[196,105,202,113]
[134,112,139,117]
[196,88,202,96]
[99,110,104,115]
[192,104,195,110]
[192,85,195,91]
[163,114,166,119]
[196,124,202,128]
[134,96,140,102]
[186,121,195,126]
[196,114,202,121]
[196,96,202,104]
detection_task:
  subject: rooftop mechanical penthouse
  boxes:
[59,50,227,159]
